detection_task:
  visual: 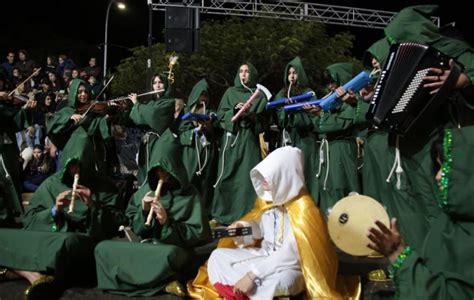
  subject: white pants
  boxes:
[208,248,305,300]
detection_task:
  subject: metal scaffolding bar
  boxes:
[151,1,440,29]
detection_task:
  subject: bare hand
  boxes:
[70,114,83,124]
[228,222,244,246]
[23,99,37,110]
[235,102,245,110]
[367,218,406,263]
[233,272,257,296]
[75,184,92,207]
[423,59,470,94]
[336,87,356,103]
[142,191,167,224]
[128,93,138,105]
[55,190,71,211]
[303,104,321,115]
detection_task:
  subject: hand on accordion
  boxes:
[424,59,470,95]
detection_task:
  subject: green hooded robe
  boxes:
[377,5,474,250]
[0,127,122,280]
[178,79,218,213]
[47,79,111,174]
[95,129,211,296]
[393,127,474,299]
[128,73,176,185]
[211,62,269,224]
[271,57,320,203]
[312,63,362,216]
[0,103,27,227]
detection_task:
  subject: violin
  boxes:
[0,92,32,107]
[75,99,131,115]
[76,89,165,116]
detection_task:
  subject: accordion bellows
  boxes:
[367,42,461,135]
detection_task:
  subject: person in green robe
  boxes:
[373,4,474,251]
[0,92,34,227]
[127,73,176,185]
[211,62,269,225]
[307,63,363,216]
[270,57,320,203]
[95,129,211,297]
[359,39,397,209]
[47,79,111,175]
[0,127,123,298]
[178,79,218,214]
[367,126,474,299]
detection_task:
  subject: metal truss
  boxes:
[151,1,440,29]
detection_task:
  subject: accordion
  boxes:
[367,42,461,135]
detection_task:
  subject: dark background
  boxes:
[1,1,470,71]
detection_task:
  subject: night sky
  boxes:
[1,1,471,70]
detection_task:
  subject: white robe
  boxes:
[208,207,305,299]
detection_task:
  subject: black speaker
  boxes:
[165,29,199,53]
[165,6,200,30]
[165,6,200,52]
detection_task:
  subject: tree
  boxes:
[111,17,359,107]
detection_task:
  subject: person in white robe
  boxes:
[207,146,333,299]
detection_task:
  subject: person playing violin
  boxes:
[47,79,112,175]
[0,88,37,227]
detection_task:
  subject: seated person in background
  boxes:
[189,146,358,299]
[95,129,211,297]
[22,144,55,192]
[368,127,474,299]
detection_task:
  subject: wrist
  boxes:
[247,272,261,287]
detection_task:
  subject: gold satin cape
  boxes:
[187,190,360,299]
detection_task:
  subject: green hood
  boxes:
[363,38,390,69]
[185,79,209,113]
[59,127,97,186]
[233,62,258,91]
[146,129,189,192]
[442,126,474,220]
[384,5,441,45]
[283,56,309,88]
[325,62,354,86]
[67,79,91,107]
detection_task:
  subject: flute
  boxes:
[145,179,164,226]
[68,174,80,214]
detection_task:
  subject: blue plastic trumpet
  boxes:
[265,91,315,110]
[284,71,372,113]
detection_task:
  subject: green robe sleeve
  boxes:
[395,251,474,299]
[216,88,269,135]
[159,190,210,248]
[47,108,111,149]
[129,99,175,134]
[314,103,357,134]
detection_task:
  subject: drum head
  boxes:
[327,194,389,256]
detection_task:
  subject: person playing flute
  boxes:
[95,129,211,297]
[0,127,124,299]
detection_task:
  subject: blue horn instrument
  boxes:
[265,91,315,110]
[181,112,217,121]
[284,71,372,113]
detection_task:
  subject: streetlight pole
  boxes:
[103,0,126,88]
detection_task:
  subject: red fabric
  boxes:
[214,283,249,300]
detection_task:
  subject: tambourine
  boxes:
[327,194,389,256]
